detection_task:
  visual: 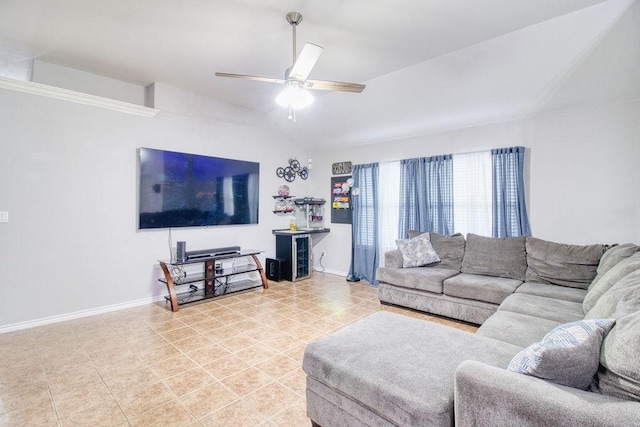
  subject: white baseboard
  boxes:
[319,268,348,277]
[1,271,372,334]
[315,269,376,287]
[0,296,165,334]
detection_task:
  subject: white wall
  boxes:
[306,0,640,278]
[294,114,529,277]
[2,0,638,329]
[529,101,640,244]
[32,60,147,106]
[0,83,309,330]
[308,99,640,276]
[307,119,531,276]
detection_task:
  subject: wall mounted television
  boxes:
[138,147,259,230]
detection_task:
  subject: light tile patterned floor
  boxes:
[0,273,476,426]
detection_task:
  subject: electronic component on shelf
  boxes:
[185,246,241,260]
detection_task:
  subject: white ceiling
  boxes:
[1,0,637,150]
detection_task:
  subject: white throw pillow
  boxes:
[396,233,440,268]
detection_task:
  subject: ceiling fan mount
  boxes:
[285,11,303,26]
[215,11,365,119]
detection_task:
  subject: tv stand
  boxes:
[158,249,268,312]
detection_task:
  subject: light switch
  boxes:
[0,212,8,223]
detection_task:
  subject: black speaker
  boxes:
[266,258,284,282]
[176,241,187,262]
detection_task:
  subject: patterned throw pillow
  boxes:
[396,233,441,268]
[507,318,615,390]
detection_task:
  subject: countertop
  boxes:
[272,228,331,235]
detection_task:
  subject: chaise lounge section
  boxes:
[303,235,640,426]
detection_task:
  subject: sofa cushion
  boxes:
[498,293,585,324]
[376,266,458,293]
[589,243,640,291]
[443,273,522,305]
[525,237,605,289]
[408,231,466,271]
[461,234,527,280]
[396,233,440,268]
[384,249,403,269]
[583,252,640,314]
[378,283,498,325]
[477,311,562,348]
[515,282,587,303]
[594,288,640,402]
[585,269,640,320]
[303,312,522,427]
[508,319,615,390]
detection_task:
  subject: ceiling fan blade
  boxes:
[215,72,284,84]
[305,79,366,93]
[289,43,323,81]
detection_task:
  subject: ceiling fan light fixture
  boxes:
[275,84,314,110]
[216,11,364,121]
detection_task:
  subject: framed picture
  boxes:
[332,161,352,175]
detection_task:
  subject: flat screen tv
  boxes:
[138,148,259,229]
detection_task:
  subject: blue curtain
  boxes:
[492,146,531,237]
[399,155,453,238]
[398,158,427,235]
[351,163,379,284]
[425,155,453,235]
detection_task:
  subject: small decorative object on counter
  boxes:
[294,197,326,230]
[289,219,298,231]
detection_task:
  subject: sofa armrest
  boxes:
[385,249,403,269]
[454,360,640,427]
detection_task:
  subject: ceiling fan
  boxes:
[215,12,366,121]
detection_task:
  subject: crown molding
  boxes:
[0,76,159,117]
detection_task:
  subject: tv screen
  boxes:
[138,148,259,229]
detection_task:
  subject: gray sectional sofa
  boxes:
[302,233,640,426]
[377,232,604,325]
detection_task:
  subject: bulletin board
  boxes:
[331,176,352,224]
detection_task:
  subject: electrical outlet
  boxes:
[0,212,8,223]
